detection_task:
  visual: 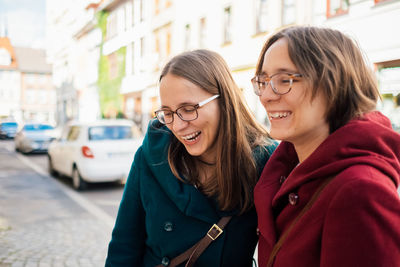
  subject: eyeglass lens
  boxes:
[253,73,296,96]
[157,105,198,124]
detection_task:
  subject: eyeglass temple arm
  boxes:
[198,95,220,107]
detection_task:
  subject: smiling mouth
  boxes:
[182,131,201,141]
[269,112,292,119]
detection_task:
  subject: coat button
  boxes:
[288,193,299,205]
[279,176,287,185]
[161,256,170,266]
[164,221,173,232]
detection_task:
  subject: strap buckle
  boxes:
[207,224,223,241]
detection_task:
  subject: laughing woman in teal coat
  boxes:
[105,50,277,267]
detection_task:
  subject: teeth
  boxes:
[182,131,201,140]
[269,112,290,118]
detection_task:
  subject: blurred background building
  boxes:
[3,0,399,132]
[0,35,55,124]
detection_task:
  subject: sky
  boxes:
[0,0,46,48]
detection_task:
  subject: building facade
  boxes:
[0,37,21,121]
[0,37,55,124]
[313,0,400,129]
[14,47,55,124]
[45,0,400,130]
[46,0,102,125]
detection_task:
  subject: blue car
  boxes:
[0,122,18,139]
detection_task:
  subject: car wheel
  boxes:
[48,156,57,176]
[72,166,87,191]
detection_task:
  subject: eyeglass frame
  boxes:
[251,72,302,96]
[154,94,220,124]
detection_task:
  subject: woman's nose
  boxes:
[259,83,280,105]
[171,113,188,132]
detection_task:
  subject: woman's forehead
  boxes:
[262,39,297,75]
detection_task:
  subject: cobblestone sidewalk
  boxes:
[0,148,113,267]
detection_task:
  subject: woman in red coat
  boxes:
[252,26,400,267]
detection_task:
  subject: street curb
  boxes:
[13,152,115,229]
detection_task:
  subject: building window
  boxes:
[155,0,160,15]
[131,42,135,74]
[327,0,349,18]
[155,31,160,59]
[131,0,135,26]
[0,48,11,66]
[38,74,47,85]
[107,12,118,39]
[139,0,144,21]
[124,4,128,31]
[39,89,47,105]
[223,6,232,44]
[255,0,268,34]
[282,0,296,26]
[133,97,142,126]
[151,96,158,117]
[25,74,36,84]
[153,24,171,68]
[140,37,145,58]
[108,52,119,79]
[26,89,36,104]
[184,24,191,51]
[166,30,171,56]
[199,17,206,48]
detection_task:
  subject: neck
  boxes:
[292,130,330,163]
[197,157,215,166]
[196,159,215,185]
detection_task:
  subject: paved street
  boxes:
[0,141,123,267]
[25,154,125,220]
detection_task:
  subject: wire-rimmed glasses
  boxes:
[251,72,302,96]
[155,95,219,124]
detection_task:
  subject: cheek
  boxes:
[165,124,175,134]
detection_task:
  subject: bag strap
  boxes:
[266,176,335,267]
[156,216,232,267]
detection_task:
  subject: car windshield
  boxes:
[88,126,135,141]
[1,122,17,127]
[24,124,54,131]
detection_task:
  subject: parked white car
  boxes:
[14,123,56,153]
[47,119,143,190]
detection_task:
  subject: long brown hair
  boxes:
[255,26,380,132]
[160,49,271,213]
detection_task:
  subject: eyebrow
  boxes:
[160,101,197,109]
[260,68,299,75]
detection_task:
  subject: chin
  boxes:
[270,131,287,142]
[184,147,202,157]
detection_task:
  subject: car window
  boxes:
[24,124,54,131]
[1,122,17,127]
[88,126,134,141]
[67,126,80,141]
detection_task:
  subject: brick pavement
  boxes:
[0,146,113,267]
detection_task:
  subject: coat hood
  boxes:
[281,111,399,189]
[254,111,400,247]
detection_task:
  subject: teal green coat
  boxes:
[105,120,277,267]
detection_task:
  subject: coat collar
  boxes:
[254,142,298,246]
[142,120,220,224]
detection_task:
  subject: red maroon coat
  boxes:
[254,112,400,267]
